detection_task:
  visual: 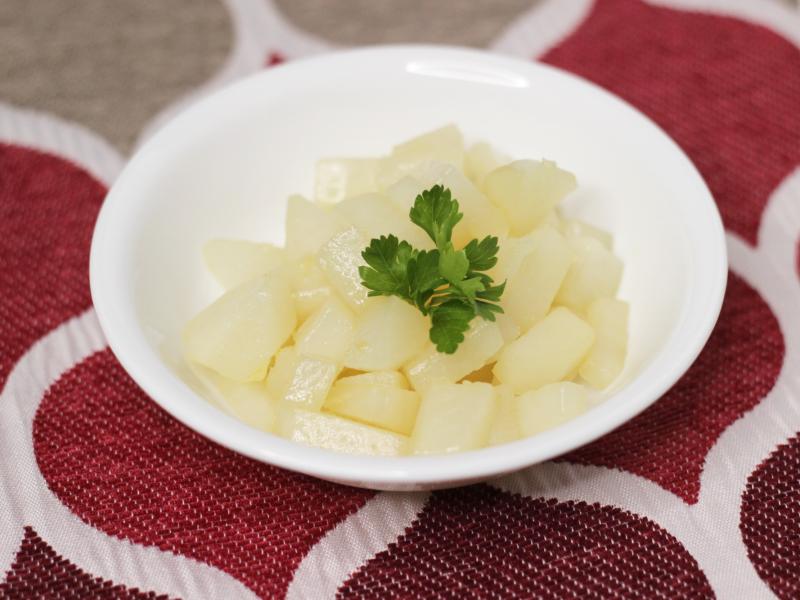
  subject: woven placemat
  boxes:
[1,1,799,598]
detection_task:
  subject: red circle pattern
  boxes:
[740,433,800,599]
[33,350,374,599]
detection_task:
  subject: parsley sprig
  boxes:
[359,185,506,354]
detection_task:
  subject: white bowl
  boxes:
[90,46,726,491]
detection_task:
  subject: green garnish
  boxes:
[359,185,506,354]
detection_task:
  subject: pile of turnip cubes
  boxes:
[183,125,628,456]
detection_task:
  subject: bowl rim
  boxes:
[90,44,728,488]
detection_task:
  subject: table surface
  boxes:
[1,1,799,598]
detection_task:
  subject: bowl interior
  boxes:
[91,47,726,490]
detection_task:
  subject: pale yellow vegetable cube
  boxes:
[333,192,431,249]
[375,124,465,190]
[411,161,509,246]
[580,298,629,388]
[345,297,429,371]
[488,384,520,446]
[493,307,594,394]
[314,158,378,205]
[289,256,331,322]
[203,239,285,289]
[484,160,577,236]
[517,382,588,436]
[285,195,348,260]
[183,274,296,382]
[555,236,623,313]
[561,218,613,249]
[277,407,408,456]
[495,313,522,344]
[489,233,538,282]
[324,382,421,435]
[503,228,573,331]
[404,318,504,392]
[394,123,464,167]
[294,297,355,363]
[409,382,497,455]
[337,370,409,389]
[266,346,339,411]
[317,227,369,311]
[190,362,275,431]
[464,142,506,190]
[386,176,424,214]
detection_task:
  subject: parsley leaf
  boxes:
[429,300,473,354]
[464,236,500,272]
[358,235,414,298]
[360,186,506,353]
[409,185,463,248]
[438,246,470,285]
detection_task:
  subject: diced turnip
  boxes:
[555,236,623,313]
[495,313,521,344]
[203,239,285,289]
[561,218,613,249]
[394,124,464,167]
[294,297,355,363]
[493,307,594,394]
[464,142,507,190]
[488,384,520,446]
[386,176,424,214]
[317,227,369,311]
[289,256,331,322]
[409,382,497,454]
[404,318,504,392]
[517,382,588,436]
[484,160,577,236]
[580,298,629,388]
[503,228,573,331]
[266,346,339,411]
[277,407,408,456]
[336,370,410,389]
[190,362,275,431]
[183,274,296,381]
[333,192,432,249]
[324,382,421,435]
[376,124,465,188]
[411,161,509,246]
[314,158,378,204]
[344,297,429,371]
[285,195,348,260]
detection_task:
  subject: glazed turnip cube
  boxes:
[555,236,623,313]
[493,307,594,394]
[517,382,588,436]
[579,298,629,388]
[409,382,497,455]
[277,407,408,456]
[503,228,573,331]
[488,384,520,446]
[294,297,355,363]
[266,346,339,411]
[344,297,429,371]
[404,318,504,392]
[336,370,410,389]
[317,227,369,311]
[203,239,285,289]
[484,159,577,236]
[324,382,421,435]
[285,195,348,260]
[183,274,296,382]
[314,158,378,204]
